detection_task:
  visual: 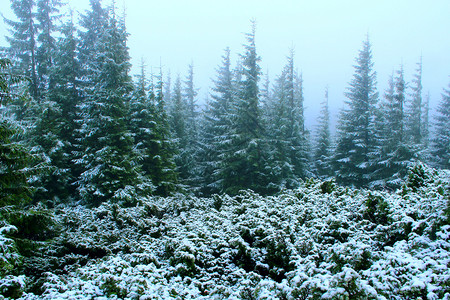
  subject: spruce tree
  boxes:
[182,64,200,189]
[314,87,332,178]
[265,50,307,189]
[407,57,423,146]
[2,0,39,99]
[0,58,35,207]
[375,66,413,188]
[199,48,234,195]
[130,64,177,196]
[334,36,378,188]
[168,75,189,187]
[432,83,450,169]
[76,6,149,206]
[36,0,63,93]
[222,22,270,194]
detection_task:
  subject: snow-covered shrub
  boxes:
[5,164,449,299]
[0,225,21,276]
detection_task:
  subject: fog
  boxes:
[1,0,449,127]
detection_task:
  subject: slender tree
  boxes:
[2,0,39,99]
[75,6,149,206]
[314,87,332,178]
[407,57,423,145]
[0,58,35,207]
[334,36,378,188]
[432,83,450,169]
[199,47,234,195]
[222,21,270,194]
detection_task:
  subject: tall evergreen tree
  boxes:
[168,75,188,186]
[334,36,378,188]
[374,66,413,188]
[265,50,307,189]
[314,87,332,178]
[222,21,270,194]
[2,0,39,99]
[36,0,62,93]
[422,91,430,149]
[182,64,201,189]
[0,58,35,207]
[75,6,149,206]
[407,57,423,145]
[432,83,450,169]
[199,48,234,195]
[129,63,177,196]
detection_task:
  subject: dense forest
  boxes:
[0,0,450,298]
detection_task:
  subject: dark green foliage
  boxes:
[432,83,450,169]
[314,88,332,178]
[320,179,335,194]
[334,36,378,188]
[221,22,272,195]
[0,59,34,207]
[2,0,39,99]
[363,192,390,225]
[8,208,57,241]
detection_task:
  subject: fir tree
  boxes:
[432,83,450,169]
[334,36,379,188]
[0,58,35,207]
[199,48,235,195]
[375,66,413,189]
[76,6,149,206]
[2,0,39,99]
[314,87,332,178]
[407,57,423,146]
[265,50,307,189]
[222,21,270,194]
[129,63,177,196]
[36,0,63,93]
[182,64,200,189]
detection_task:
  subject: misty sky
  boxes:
[1,0,449,128]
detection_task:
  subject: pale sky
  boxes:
[1,0,449,128]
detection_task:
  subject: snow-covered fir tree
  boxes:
[2,0,39,100]
[36,0,63,93]
[334,36,379,188]
[0,58,35,207]
[374,66,414,189]
[221,22,271,195]
[75,5,151,206]
[432,83,450,169]
[407,57,423,146]
[314,87,332,179]
[198,47,235,195]
[265,50,308,189]
[129,64,177,196]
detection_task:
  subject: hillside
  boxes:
[1,163,449,299]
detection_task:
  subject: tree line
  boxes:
[1,0,449,207]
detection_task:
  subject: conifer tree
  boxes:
[0,58,35,207]
[130,64,177,196]
[36,0,63,93]
[168,75,188,186]
[182,64,201,189]
[199,48,234,195]
[76,6,149,206]
[2,0,39,99]
[314,87,332,178]
[422,92,430,149]
[432,83,450,169]
[222,22,270,194]
[265,50,307,188]
[334,36,378,188]
[375,66,413,188]
[407,57,423,145]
